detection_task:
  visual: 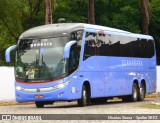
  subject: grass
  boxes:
[139,104,160,109]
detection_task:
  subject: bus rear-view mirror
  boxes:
[64,41,76,59]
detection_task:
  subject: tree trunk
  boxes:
[140,0,150,35]
[44,0,52,24]
[88,0,95,24]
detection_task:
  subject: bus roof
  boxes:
[20,23,84,39]
[19,23,153,40]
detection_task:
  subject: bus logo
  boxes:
[37,89,40,92]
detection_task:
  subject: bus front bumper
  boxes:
[15,80,76,102]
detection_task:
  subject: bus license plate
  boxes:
[35,95,44,99]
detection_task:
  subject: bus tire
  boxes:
[130,83,138,102]
[77,85,88,107]
[138,83,145,101]
[35,101,44,108]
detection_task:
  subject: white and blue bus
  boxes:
[6,23,156,108]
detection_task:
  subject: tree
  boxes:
[97,1,140,33]
[0,0,160,65]
[150,0,160,64]
[44,0,52,24]
[140,0,150,34]
[53,0,87,23]
[24,0,43,29]
[88,0,95,24]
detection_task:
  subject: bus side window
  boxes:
[140,39,147,58]
[83,32,96,60]
[147,40,154,58]
[68,44,77,74]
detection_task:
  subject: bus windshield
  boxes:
[16,37,68,82]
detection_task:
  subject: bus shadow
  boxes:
[43,99,152,109]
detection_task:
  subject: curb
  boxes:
[0,102,34,106]
[145,93,160,98]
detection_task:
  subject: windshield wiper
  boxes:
[16,76,28,82]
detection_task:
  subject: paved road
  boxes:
[0,98,160,123]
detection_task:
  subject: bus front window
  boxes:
[16,37,68,82]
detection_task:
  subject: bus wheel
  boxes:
[130,83,138,102]
[138,83,145,101]
[35,101,44,108]
[77,85,89,107]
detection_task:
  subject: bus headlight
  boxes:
[16,86,24,91]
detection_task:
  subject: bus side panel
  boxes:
[146,56,157,93]
[99,56,133,97]
[92,56,156,97]
[104,56,156,96]
[66,72,83,100]
[80,57,105,98]
[104,71,132,97]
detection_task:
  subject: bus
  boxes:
[5,23,156,108]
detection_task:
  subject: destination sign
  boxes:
[30,42,53,48]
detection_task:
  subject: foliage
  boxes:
[150,0,160,64]
[99,5,140,33]
[0,0,160,65]
[53,0,87,23]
